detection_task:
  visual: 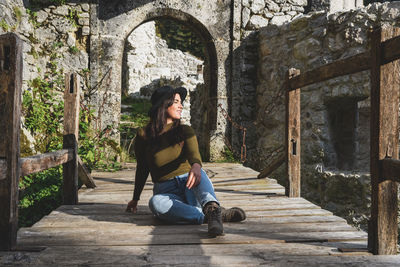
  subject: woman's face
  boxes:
[166,93,183,123]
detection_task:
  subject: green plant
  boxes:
[18,166,63,227]
[69,46,79,54]
[13,6,22,23]
[26,8,40,29]
[66,8,81,28]
[215,146,240,163]
[0,19,10,32]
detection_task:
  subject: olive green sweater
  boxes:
[133,123,202,200]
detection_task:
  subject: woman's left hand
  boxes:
[186,163,201,189]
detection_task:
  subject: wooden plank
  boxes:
[63,73,80,138]
[381,158,400,182]
[27,221,355,234]
[7,251,400,267]
[62,73,80,205]
[78,156,96,188]
[63,134,78,205]
[16,228,367,247]
[382,34,400,64]
[286,68,301,197]
[289,52,370,90]
[0,243,372,264]
[289,35,400,90]
[0,158,6,180]
[257,154,285,179]
[20,149,73,177]
[369,26,400,255]
[0,33,22,251]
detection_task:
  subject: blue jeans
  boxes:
[148,168,219,224]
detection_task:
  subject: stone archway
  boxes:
[121,10,218,161]
[89,1,231,160]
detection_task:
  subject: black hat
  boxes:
[148,86,187,116]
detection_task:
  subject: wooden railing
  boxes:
[0,33,95,251]
[284,26,400,255]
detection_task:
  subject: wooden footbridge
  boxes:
[1,26,400,265]
[1,162,399,266]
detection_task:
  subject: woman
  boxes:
[126,85,245,236]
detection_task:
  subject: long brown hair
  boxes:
[145,93,184,148]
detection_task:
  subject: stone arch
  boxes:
[121,8,218,160]
[90,1,231,161]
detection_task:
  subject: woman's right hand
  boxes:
[126,199,138,213]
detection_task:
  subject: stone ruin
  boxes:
[1,0,399,229]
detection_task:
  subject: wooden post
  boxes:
[286,68,301,198]
[0,33,23,251]
[63,73,80,204]
[369,26,400,255]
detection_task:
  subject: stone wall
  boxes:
[231,0,310,162]
[0,0,89,89]
[256,1,400,228]
[0,0,90,153]
[231,0,361,162]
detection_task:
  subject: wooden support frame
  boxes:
[63,73,80,204]
[286,69,301,198]
[381,158,400,182]
[289,34,400,90]
[20,149,74,177]
[368,26,400,255]
[0,33,22,251]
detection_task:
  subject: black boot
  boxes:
[203,201,223,236]
[221,207,246,222]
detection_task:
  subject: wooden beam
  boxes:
[368,26,400,255]
[382,34,400,64]
[0,159,6,180]
[78,156,96,188]
[20,149,74,177]
[0,33,23,251]
[289,52,370,90]
[63,73,80,205]
[257,154,285,179]
[289,34,400,90]
[381,158,400,182]
[285,68,301,198]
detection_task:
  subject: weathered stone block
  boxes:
[78,17,90,26]
[52,5,69,16]
[250,0,265,14]
[289,15,309,31]
[265,0,280,13]
[36,10,48,24]
[81,3,90,12]
[270,15,291,26]
[293,38,321,60]
[288,0,308,6]
[82,26,90,36]
[248,15,269,29]
[242,7,250,28]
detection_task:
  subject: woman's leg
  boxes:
[149,178,204,224]
[188,168,219,207]
[148,193,204,224]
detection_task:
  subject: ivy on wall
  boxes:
[155,18,205,60]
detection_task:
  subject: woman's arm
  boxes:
[127,132,150,213]
[182,126,202,189]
